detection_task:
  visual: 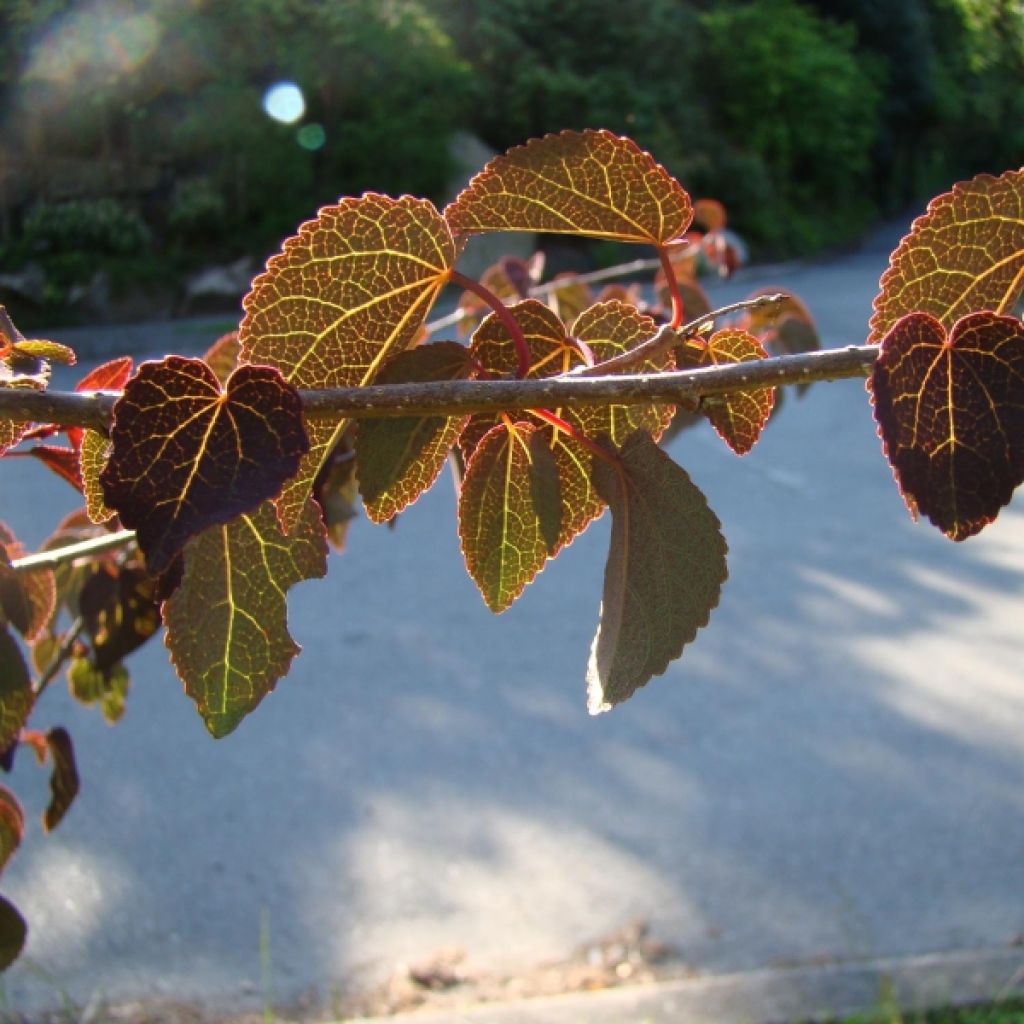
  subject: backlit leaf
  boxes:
[357,342,476,523]
[0,628,32,752]
[12,340,75,364]
[546,274,592,325]
[458,421,558,612]
[869,310,1024,540]
[0,787,23,872]
[80,429,115,523]
[43,727,78,832]
[870,169,1024,341]
[588,431,728,713]
[203,330,241,384]
[68,658,130,723]
[19,445,82,491]
[163,498,328,737]
[0,895,26,972]
[457,259,529,338]
[446,130,693,245]
[101,357,309,575]
[675,329,775,454]
[67,355,133,453]
[239,194,456,531]
[0,421,30,457]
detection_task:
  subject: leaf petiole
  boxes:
[451,270,532,379]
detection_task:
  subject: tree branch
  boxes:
[0,345,879,430]
[12,530,137,572]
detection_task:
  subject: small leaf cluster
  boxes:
[0,130,1021,971]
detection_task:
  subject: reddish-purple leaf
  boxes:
[78,564,160,673]
[101,356,309,575]
[587,432,727,713]
[0,628,32,753]
[42,727,78,832]
[870,310,1024,540]
[0,787,23,873]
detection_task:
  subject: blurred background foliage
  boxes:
[0,0,1020,318]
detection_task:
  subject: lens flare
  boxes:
[263,82,305,125]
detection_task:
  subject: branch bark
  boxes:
[0,345,878,431]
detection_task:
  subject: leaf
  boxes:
[20,445,82,491]
[67,355,133,452]
[163,498,328,737]
[546,274,592,325]
[656,275,712,324]
[78,564,160,672]
[239,194,456,531]
[0,628,32,752]
[458,422,561,612]
[457,259,530,338]
[446,130,693,245]
[101,357,309,575]
[465,299,674,554]
[357,342,476,523]
[80,429,115,523]
[587,431,728,713]
[675,329,775,454]
[42,727,78,832]
[0,787,23,873]
[12,339,76,365]
[869,310,1024,540]
[870,168,1024,342]
[693,198,727,232]
[68,658,130,724]
[0,421,30,457]
[0,895,26,971]
[203,330,241,384]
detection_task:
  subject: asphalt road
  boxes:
[1,221,1023,1012]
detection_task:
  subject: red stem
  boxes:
[450,270,531,379]
[528,407,621,469]
[657,245,684,329]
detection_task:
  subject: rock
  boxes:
[180,255,254,314]
[0,263,46,306]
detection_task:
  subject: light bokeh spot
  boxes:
[263,81,305,124]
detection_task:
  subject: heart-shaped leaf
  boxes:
[239,194,456,531]
[870,168,1024,341]
[458,421,562,612]
[675,329,775,455]
[163,498,328,737]
[357,342,476,523]
[43,727,78,832]
[870,310,1024,540]
[101,356,308,575]
[446,129,693,245]
[587,431,728,713]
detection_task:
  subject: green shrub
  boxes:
[22,198,152,258]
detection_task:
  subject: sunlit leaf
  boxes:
[239,194,456,531]
[68,657,130,723]
[80,430,115,523]
[0,628,32,752]
[12,340,75,364]
[43,727,78,832]
[675,329,775,454]
[101,357,308,575]
[587,431,727,713]
[18,444,82,491]
[457,259,530,338]
[163,499,328,737]
[0,895,26,971]
[0,787,23,873]
[446,130,693,245]
[546,274,592,325]
[66,356,133,453]
[458,421,563,613]
[0,421,30,457]
[203,330,241,384]
[869,310,1024,540]
[870,168,1024,341]
[357,342,476,523]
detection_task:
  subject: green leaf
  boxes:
[163,499,328,737]
[870,168,1024,341]
[239,194,456,531]
[101,357,309,575]
[869,310,1024,540]
[0,895,26,972]
[68,658,130,723]
[356,342,476,523]
[458,421,559,613]
[80,429,116,524]
[11,339,76,364]
[0,628,32,752]
[587,431,728,713]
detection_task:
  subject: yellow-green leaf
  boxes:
[163,499,328,737]
[446,130,693,245]
[870,168,1024,342]
[587,432,728,713]
[239,194,457,531]
[80,428,116,524]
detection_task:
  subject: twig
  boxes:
[12,530,137,573]
[0,345,878,428]
[33,615,84,697]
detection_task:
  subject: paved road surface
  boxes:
[2,222,1023,1011]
